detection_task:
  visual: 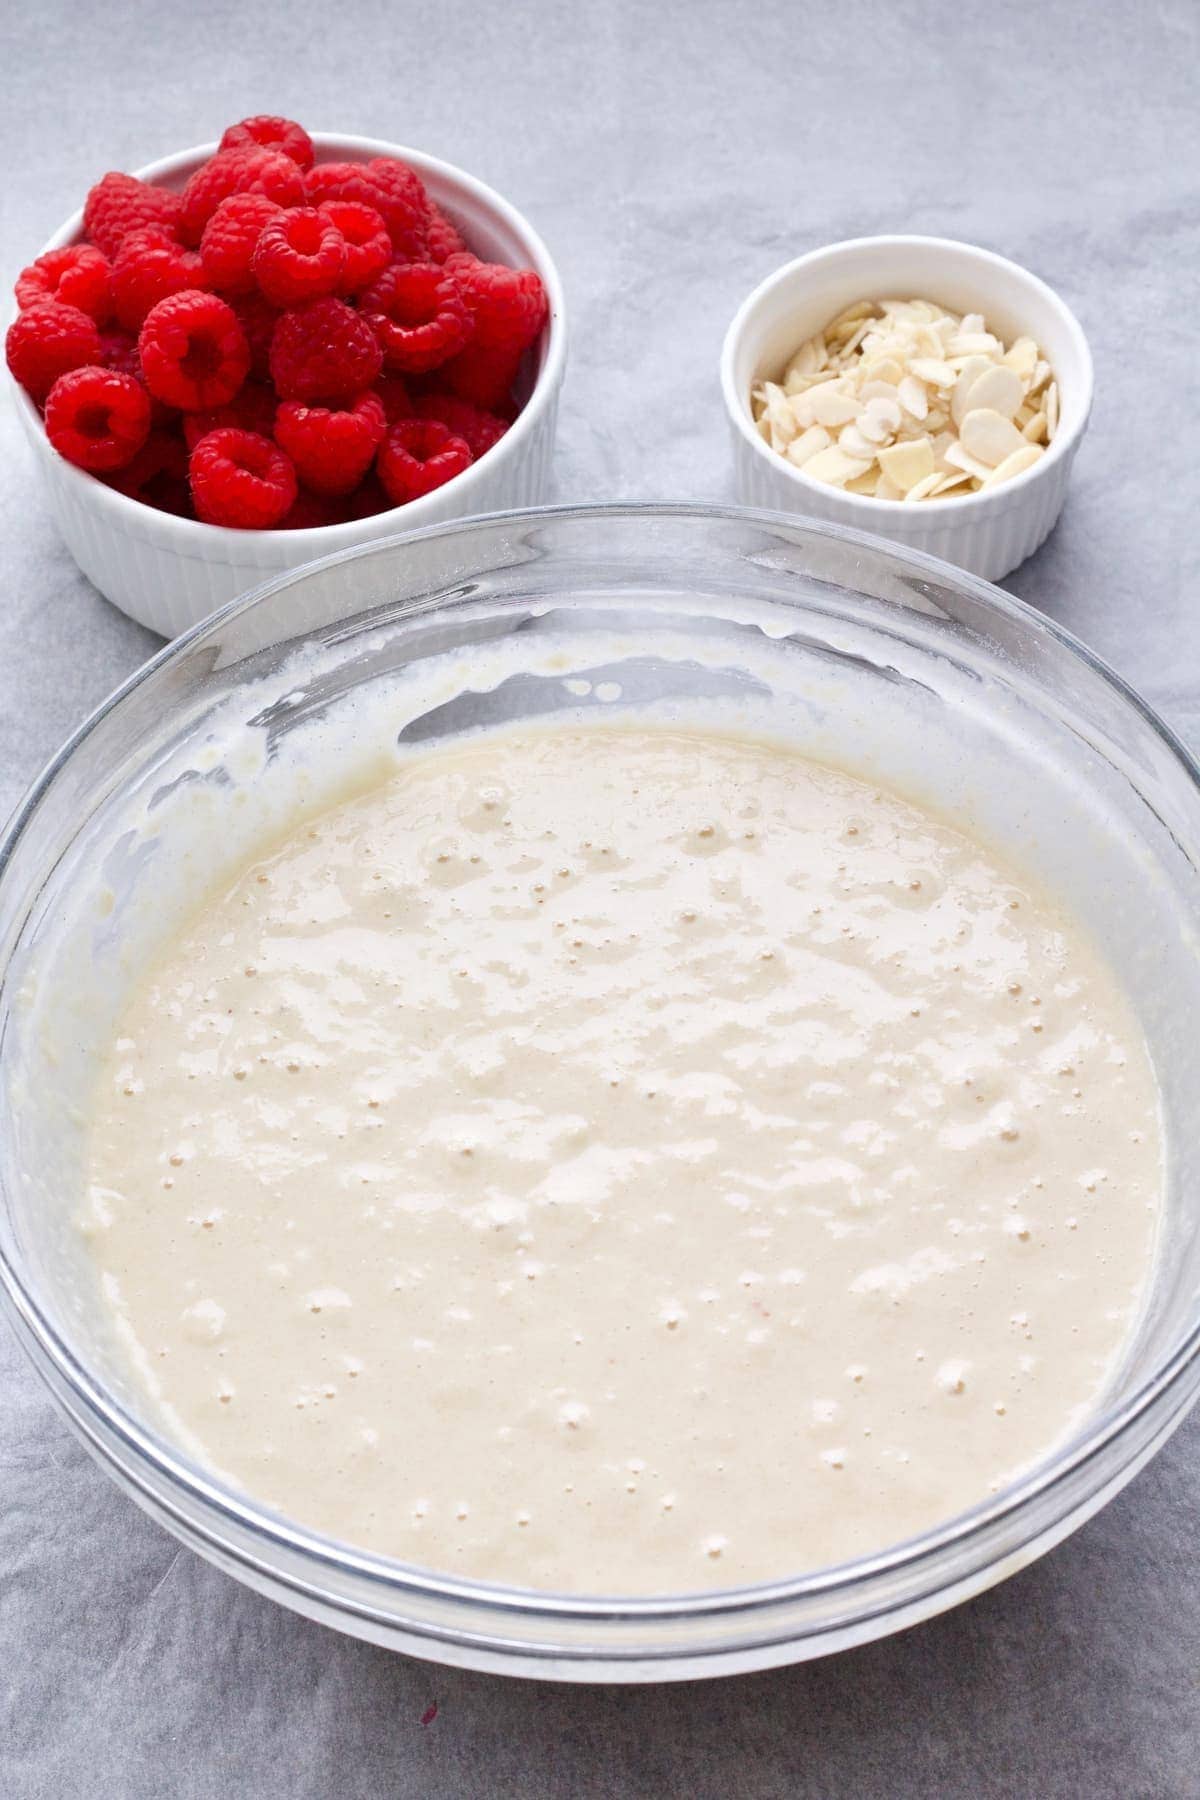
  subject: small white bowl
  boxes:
[11,134,567,638]
[720,235,1093,583]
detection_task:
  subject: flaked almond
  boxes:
[959,408,1028,467]
[751,295,1058,502]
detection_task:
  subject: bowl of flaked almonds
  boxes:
[721,235,1093,582]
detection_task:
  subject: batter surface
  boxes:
[82,725,1161,1591]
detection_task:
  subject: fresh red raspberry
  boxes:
[278,489,340,529]
[305,159,429,256]
[316,201,390,295]
[414,392,508,459]
[106,426,191,511]
[199,194,283,295]
[229,290,278,379]
[361,262,472,374]
[448,257,548,354]
[111,228,206,331]
[269,296,382,402]
[189,428,297,527]
[374,373,413,425]
[274,389,386,495]
[6,301,103,402]
[139,290,250,410]
[424,204,467,264]
[335,472,390,520]
[43,365,152,472]
[377,416,471,504]
[98,328,140,378]
[219,116,314,171]
[15,246,112,323]
[181,380,278,451]
[439,340,524,411]
[97,328,171,425]
[178,149,306,246]
[83,172,182,259]
[252,208,347,306]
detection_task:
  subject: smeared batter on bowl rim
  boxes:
[81,723,1161,1592]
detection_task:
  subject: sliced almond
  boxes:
[801,446,873,488]
[785,425,832,468]
[947,331,1001,357]
[1003,336,1039,383]
[838,423,877,460]
[959,407,1027,467]
[757,298,1054,506]
[862,395,902,439]
[950,356,993,427]
[959,363,1023,422]
[897,374,929,420]
[929,471,974,496]
[909,357,956,387]
[805,381,863,429]
[980,444,1044,488]
[877,436,935,494]
[905,472,944,502]
[944,441,996,482]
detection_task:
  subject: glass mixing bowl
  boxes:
[2,504,1199,1683]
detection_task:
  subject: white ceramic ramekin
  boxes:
[720,236,1092,583]
[10,134,567,637]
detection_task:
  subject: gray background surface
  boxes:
[2,2,1198,1794]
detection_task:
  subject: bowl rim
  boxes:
[1,501,1198,1653]
[719,233,1094,516]
[7,132,567,550]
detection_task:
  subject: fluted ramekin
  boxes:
[721,236,1092,583]
[10,134,566,637]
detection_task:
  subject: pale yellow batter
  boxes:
[81,725,1161,1592]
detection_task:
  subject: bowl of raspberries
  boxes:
[6,117,565,637]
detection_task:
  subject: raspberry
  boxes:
[200,194,283,294]
[305,159,429,257]
[424,204,467,265]
[181,380,278,451]
[252,208,347,306]
[449,257,548,354]
[15,246,112,323]
[43,366,152,472]
[269,296,382,402]
[377,416,471,504]
[274,389,386,495]
[361,262,472,374]
[439,340,523,410]
[178,149,306,246]
[375,373,413,425]
[229,290,278,379]
[97,328,171,425]
[414,392,508,459]
[336,472,390,520]
[111,228,206,331]
[6,301,102,402]
[278,489,340,529]
[139,290,250,410]
[106,427,191,511]
[83,172,181,259]
[219,116,314,171]
[189,428,297,527]
[317,201,390,295]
